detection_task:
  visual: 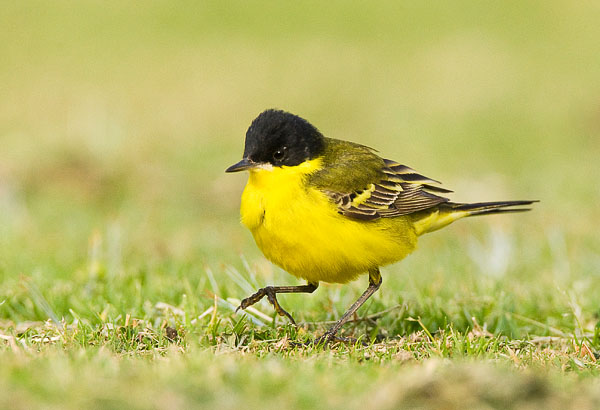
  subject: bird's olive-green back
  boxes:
[307,138,385,193]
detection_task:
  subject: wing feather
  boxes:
[324,158,452,220]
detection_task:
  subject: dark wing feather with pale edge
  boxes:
[323,159,453,221]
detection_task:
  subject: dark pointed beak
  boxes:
[225,158,255,173]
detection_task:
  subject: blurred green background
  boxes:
[2,1,600,408]
[2,0,600,325]
[3,0,599,271]
[1,0,599,317]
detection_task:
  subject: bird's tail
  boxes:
[413,200,538,235]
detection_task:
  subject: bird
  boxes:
[226,109,536,344]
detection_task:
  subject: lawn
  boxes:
[1,1,600,408]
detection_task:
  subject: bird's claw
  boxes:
[290,332,368,348]
[236,286,297,325]
[313,333,367,346]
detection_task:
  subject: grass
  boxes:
[2,0,600,408]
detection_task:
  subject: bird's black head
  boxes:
[226,109,325,172]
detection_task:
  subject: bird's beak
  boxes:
[225,158,255,173]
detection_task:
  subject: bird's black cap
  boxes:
[226,109,325,172]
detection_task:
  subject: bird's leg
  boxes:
[236,282,319,325]
[314,268,382,345]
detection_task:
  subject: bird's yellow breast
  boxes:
[240,159,418,284]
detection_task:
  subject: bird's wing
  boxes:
[320,159,453,221]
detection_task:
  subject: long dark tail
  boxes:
[414,200,538,235]
[442,200,538,216]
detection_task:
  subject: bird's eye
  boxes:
[273,148,286,161]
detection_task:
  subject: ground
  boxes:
[1,1,600,409]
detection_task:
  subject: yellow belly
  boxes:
[240,159,418,284]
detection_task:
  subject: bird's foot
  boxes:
[291,332,368,348]
[314,332,369,347]
[236,286,296,324]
